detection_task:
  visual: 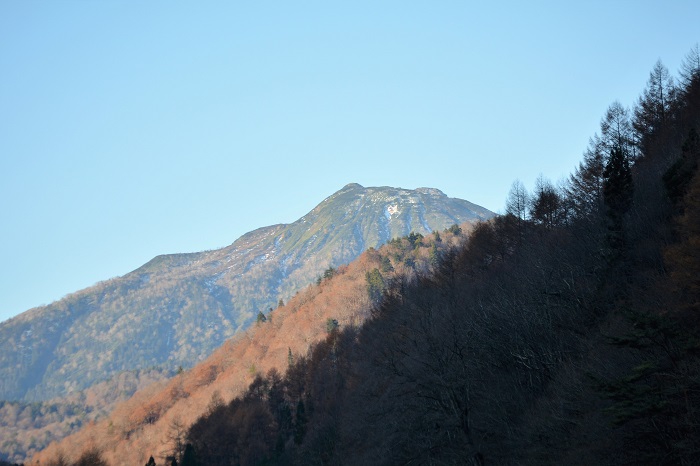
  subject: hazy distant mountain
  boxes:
[0,184,493,402]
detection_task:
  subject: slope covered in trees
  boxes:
[0,184,491,404]
[35,45,700,465]
[30,226,466,466]
[0,186,490,462]
[0,368,170,463]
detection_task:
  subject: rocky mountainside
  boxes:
[0,184,493,402]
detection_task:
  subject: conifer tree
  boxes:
[326,318,339,333]
[365,268,385,303]
[566,101,635,220]
[429,243,440,267]
[530,175,563,228]
[633,60,676,156]
[603,144,634,249]
[446,224,462,235]
[180,444,197,466]
[566,137,608,218]
[679,43,700,91]
[664,128,700,204]
[294,399,307,445]
[601,101,636,159]
[380,255,394,273]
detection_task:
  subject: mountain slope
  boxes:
[31,50,700,466]
[0,184,492,402]
[30,225,467,466]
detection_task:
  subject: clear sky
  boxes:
[1,1,698,322]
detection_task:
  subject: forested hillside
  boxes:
[35,45,700,465]
[0,184,490,404]
[0,368,170,463]
[29,223,467,466]
[0,185,491,462]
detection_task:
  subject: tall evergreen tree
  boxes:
[603,144,634,250]
[530,175,563,229]
[180,444,197,466]
[566,101,633,219]
[679,43,700,92]
[664,128,700,204]
[634,60,676,156]
[601,101,636,159]
[566,137,606,217]
[365,268,385,303]
[294,399,308,445]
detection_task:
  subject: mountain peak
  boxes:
[339,184,447,198]
[415,187,446,197]
[0,184,494,404]
[342,182,365,190]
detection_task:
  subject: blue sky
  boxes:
[1,1,698,322]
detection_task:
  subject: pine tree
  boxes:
[603,145,634,216]
[679,43,700,92]
[180,444,197,466]
[603,144,634,250]
[601,101,636,159]
[566,136,606,218]
[380,255,394,273]
[326,267,336,279]
[446,224,462,235]
[664,128,700,205]
[407,232,423,248]
[326,318,339,333]
[294,399,307,445]
[365,268,385,303]
[429,243,440,268]
[633,60,676,157]
[530,175,563,228]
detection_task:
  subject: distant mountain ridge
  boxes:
[0,184,493,402]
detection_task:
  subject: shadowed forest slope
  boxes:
[30,226,467,466]
[31,45,700,465]
[0,186,490,462]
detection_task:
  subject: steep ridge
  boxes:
[0,184,491,403]
[0,185,491,462]
[30,226,468,465]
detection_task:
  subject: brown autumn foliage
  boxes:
[0,369,169,463]
[169,58,700,465]
[30,228,466,466]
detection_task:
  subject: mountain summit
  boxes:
[0,185,493,401]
